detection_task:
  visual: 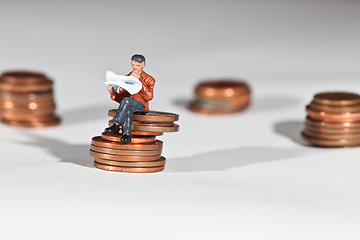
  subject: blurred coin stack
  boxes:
[302,92,360,147]
[0,71,60,128]
[189,80,251,114]
[90,110,179,173]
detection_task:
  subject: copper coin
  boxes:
[195,80,250,98]
[0,91,54,102]
[0,71,50,84]
[0,113,59,122]
[108,109,179,123]
[92,136,162,150]
[132,121,175,127]
[306,106,360,122]
[309,102,360,113]
[302,132,360,147]
[305,123,360,134]
[0,81,53,93]
[94,157,165,167]
[0,107,56,117]
[1,117,60,128]
[89,150,161,161]
[101,132,156,144]
[303,129,360,140]
[195,92,251,103]
[94,161,165,173]
[90,145,162,156]
[189,102,248,114]
[313,92,360,106]
[192,98,250,110]
[305,117,360,129]
[109,120,168,134]
[133,123,179,133]
[0,101,55,110]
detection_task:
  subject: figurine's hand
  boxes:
[107,85,116,94]
[130,71,140,80]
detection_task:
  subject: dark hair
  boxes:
[131,54,145,63]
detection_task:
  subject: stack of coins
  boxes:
[302,92,360,147]
[90,110,179,173]
[189,79,251,114]
[0,71,60,128]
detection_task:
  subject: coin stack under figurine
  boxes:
[90,110,179,173]
[0,71,60,128]
[189,79,251,114]
[302,92,360,147]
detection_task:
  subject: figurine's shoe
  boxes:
[121,134,131,143]
[105,123,120,134]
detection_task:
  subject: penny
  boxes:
[195,80,250,98]
[0,107,56,116]
[132,121,175,127]
[0,71,50,84]
[303,129,360,140]
[108,110,179,122]
[101,132,156,144]
[94,161,165,173]
[89,150,161,161]
[92,136,162,150]
[305,123,360,134]
[94,157,165,167]
[313,92,360,106]
[0,81,53,92]
[0,101,55,110]
[0,91,54,102]
[305,117,360,129]
[0,114,59,122]
[309,102,360,113]
[301,132,360,147]
[189,102,248,114]
[195,92,251,103]
[90,144,162,156]
[306,106,360,122]
[118,129,163,136]
[192,98,250,110]
[0,117,60,128]
[133,123,179,133]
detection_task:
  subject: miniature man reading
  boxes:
[104,54,155,143]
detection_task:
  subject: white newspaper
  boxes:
[105,71,142,95]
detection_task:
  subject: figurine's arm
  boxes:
[108,85,126,103]
[138,76,155,101]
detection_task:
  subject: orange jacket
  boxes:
[110,71,155,112]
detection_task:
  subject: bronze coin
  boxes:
[132,121,175,127]
[0,114,59,122]
[195,92,251,103]
[189,102,248,114]
[90,144,162,156]
[0,81,53,92]
[301,132,360,147]
[313,92,360,106]
[0,91,54,102]
[1,117,60,128]
[133,123,179,133]
[305,123,360,134]
[195,80,250,98]
[101,132,156,144]
[108,121,164,136]
[108,109,179,123]
[306,106,360,122]
[0,107,56,117]
[191,98,250,110]
[89,150,161,161]
[309,102,360,114]
[305,117,360,129]
[0,71,50,84]
[94,157,165,167]
[92,136,162,150]
[303,129,360,140]
[0,101,55,110]
[94,161,165,173]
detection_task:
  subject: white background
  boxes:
[0,0,360,239]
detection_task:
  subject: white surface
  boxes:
[0,0,360,239]
[105,71,142,95]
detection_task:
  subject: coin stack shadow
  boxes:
[0,71,60,128]
[189,80,251,114]
[90,110,179,173]
[302,92,360,147]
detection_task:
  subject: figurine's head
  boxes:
[131,54,145,73]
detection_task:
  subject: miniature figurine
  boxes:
[104,54,155,143]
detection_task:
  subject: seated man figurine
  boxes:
[105,54,156,143]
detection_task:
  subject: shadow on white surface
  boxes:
[61,104,110,125]
[166,146,309,172]
[273,120,305,145]
[173,95,301,112]
[19,135,93,168]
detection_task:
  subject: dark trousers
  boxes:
[113,97,145,136]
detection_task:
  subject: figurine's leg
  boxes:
[113,97,132,125]
[120,99,145,143]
